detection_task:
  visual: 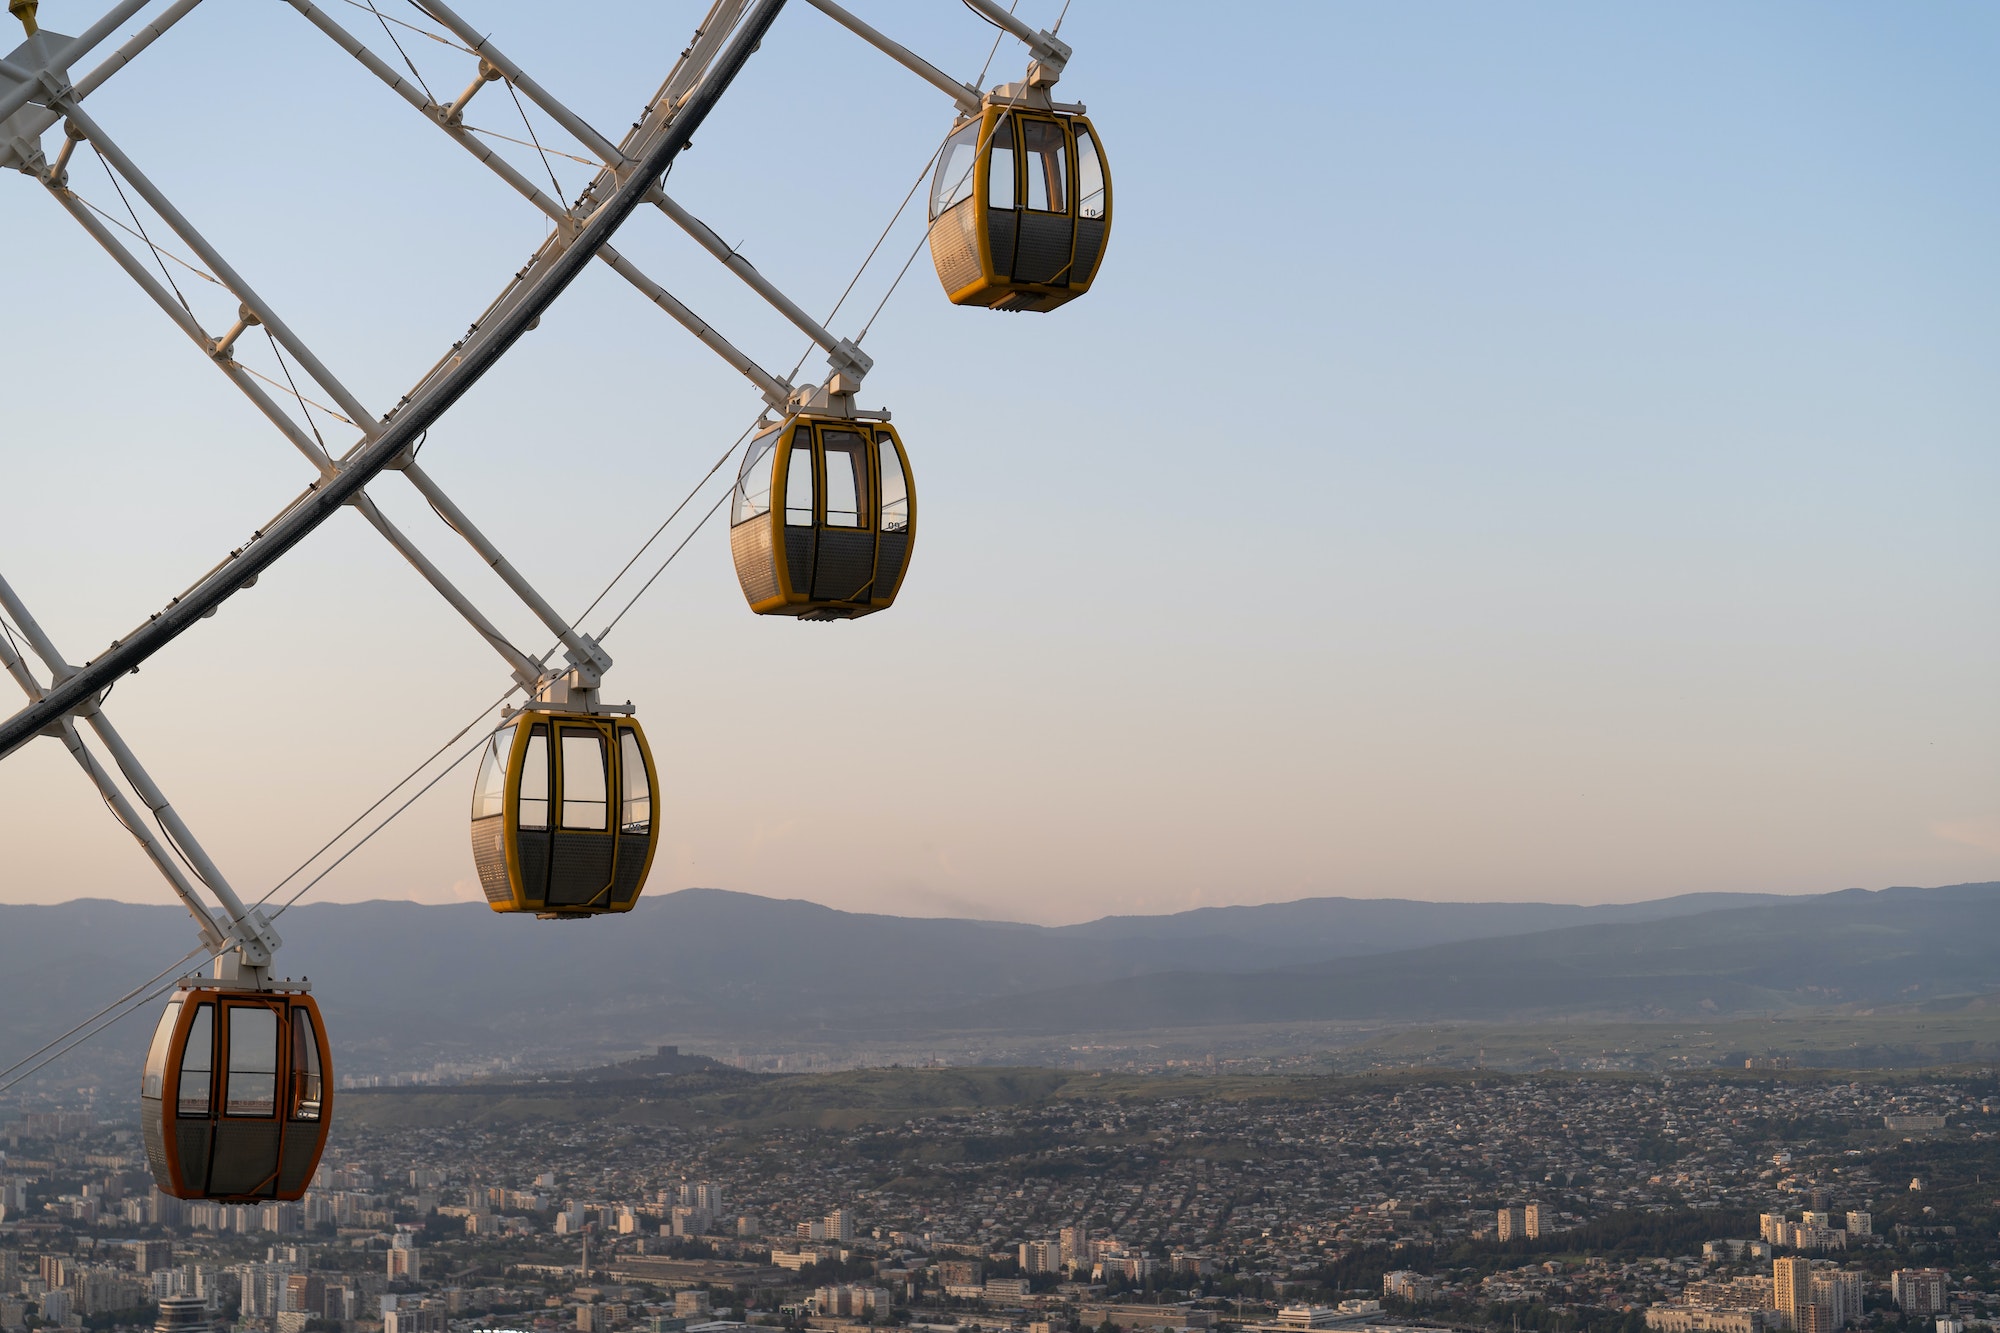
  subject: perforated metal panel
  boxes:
[612,832,650,906]
[875,532,910,601]
[174,1122,210,1195]
[548,835,614,907]
[516,831,550,907]
[928,200,984,298]
[785,527,814,599]
[470,814,511,907]
[730,518,779,607]
[142,1103,169,1184]
[277,1129,320,1196]
[208,1121,279,1197]
[987,208,1018,279]
[1073,218,1106,285]
[812,530,875,602]
[1014,213,1073,285]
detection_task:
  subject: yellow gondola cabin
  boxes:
[927,102,1109,312]
[470,708,659,916]
[729,414,915,619]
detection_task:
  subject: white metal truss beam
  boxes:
[50,98,623,690]
[409,0,872,388]
[801,0,983,115]
[39,178,544,692]
[0,0,793,763]
[0,0,155,131]
[0,570,277,975]
[285,0,812,409]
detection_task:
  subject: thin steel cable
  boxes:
[92,144,195,322]
[265,330,333,457]
[0,691,506,1096]
[0,944,209,1093]
[778,12,1009,384]
[570,423,759,630]
[365,0,439,105]
[243,685,516,917]
[857,77,1034,344]
[462,122,597,166]
[504,78,568,203]
[69,190,224,288]
[329,0,472,52]
[235,362,355,426]
[596,492,729,640]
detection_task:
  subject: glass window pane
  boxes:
[878,433,909,534]
[733,430,778,525]
[784,426,815,526]
[560,729,608,831]
[471,724,515,820]
[619,730,651,833]
[931,121,981,219]
[1075,125,1105,219]
[1022,119,1066,213]
[177,1003,212,1116]
[143,1000,182,1099]
[987,115,1015,209]
[518,725,550,831]
[821,429,868,529]
[290,1008,322,1123]
[224,1006,278,1118]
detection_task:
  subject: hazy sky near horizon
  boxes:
[0,1,1994,926]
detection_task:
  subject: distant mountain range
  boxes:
[1,883,1993,1081]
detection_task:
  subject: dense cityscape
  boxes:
[8,1066,2000,1333]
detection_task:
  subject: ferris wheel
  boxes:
[0,0,1107,1202]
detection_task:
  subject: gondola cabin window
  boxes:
[144,999,181,1099]
[988,116,1015,208]
[1022,118,1066,212]
[224,1005,279,1117]
[619,730,651,832]
[879,433,910,532]
[559,729,608,830]
[734,433,777,523]
[822,429,869,528]
[177,1003,212,1115]
[518,725,550,830]
[471,723,514,820]
[784,427,815,526]
[933,122,979,218]
[1075,125,1105,218]
[290,1007,323,1123]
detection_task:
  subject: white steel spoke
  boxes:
[0,571,264,969]
[41,163,547,691]
[801,0,983,115]
[47,102,617,690]
[401,0,873,384]
[285,0,805,409]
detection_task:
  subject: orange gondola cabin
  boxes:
[142,984,330,1202]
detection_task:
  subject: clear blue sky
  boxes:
[0,0,1994,923]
